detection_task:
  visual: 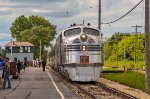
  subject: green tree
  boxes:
[10,15,56,58]
[104,33,145,68]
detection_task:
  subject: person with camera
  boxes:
[3,58,11,89]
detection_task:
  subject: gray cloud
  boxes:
[0,0,145,46]
[0,11,12,15]
[5,0,66,3]
[0,4,41,9]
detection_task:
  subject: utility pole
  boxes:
[10,39,12,62]
[98,0,101,30]
[116,32,119,67]
[131,25,143,68]
[40,40,42,63]
[145,0,150,94]
[124,47,126,70]
[98,0,103,65]
[20,40,21,62]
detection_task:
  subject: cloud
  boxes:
[0,33,10,39]
[5,0,66,3]
[0,0,145,47]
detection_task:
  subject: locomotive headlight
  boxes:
[81,34,86,39]
[80,33,87,42]
[81,45,87,51]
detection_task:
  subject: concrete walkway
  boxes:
[0,67,78,99]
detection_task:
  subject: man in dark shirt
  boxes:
[16,60,21,74]
[42,59,46,72]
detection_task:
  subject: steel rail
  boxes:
[96,82,138,99]
[73,83,98,99]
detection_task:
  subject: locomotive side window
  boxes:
[64,28,81,37]
[83,28,99,36]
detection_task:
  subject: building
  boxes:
[5,41,34,62]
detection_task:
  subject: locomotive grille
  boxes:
[64,45,102,51]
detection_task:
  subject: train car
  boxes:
[49,24,103,82]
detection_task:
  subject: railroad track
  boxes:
[73,83,98,99]
[49,67,138,99]
[96,82,138,99]
[74,82,121,99]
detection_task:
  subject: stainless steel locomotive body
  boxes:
[49,24,103,82]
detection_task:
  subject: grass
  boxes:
[101,71,146,91]
[103,67,119,71]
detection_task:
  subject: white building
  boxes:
[5,41,34,62]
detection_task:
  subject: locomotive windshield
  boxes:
[64,28,81,37]
[83,28,99,36]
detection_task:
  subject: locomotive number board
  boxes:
[80,55,89,64]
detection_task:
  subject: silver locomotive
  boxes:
[49,24,103,82]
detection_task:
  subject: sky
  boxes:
[0,0,145,47]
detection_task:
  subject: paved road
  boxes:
[0,67,78,99]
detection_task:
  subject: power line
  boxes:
[102,0,144,24]
[67,2,80,12]
[68,5,98,13]
[50,0,143,25]
[140,0,145,26]
[49,4,98,15]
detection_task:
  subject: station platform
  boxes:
[0,67,78,99]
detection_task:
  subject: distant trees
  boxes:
[10,15,56,58]
[103,33,145,69]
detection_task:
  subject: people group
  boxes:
[33,59,40,67]
[0,54,28,89]
[0,54,47,89]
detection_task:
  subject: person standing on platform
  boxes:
[3,58,11,89]
[37,59,39,67]
[23,60,26,71]
[16,60,21,74]
[0,54,5,87]
[35,60,37,67]
[42,59,46,72]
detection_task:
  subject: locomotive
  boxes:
[48,23,103,82]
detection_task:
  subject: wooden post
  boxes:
[145,0,150,94]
